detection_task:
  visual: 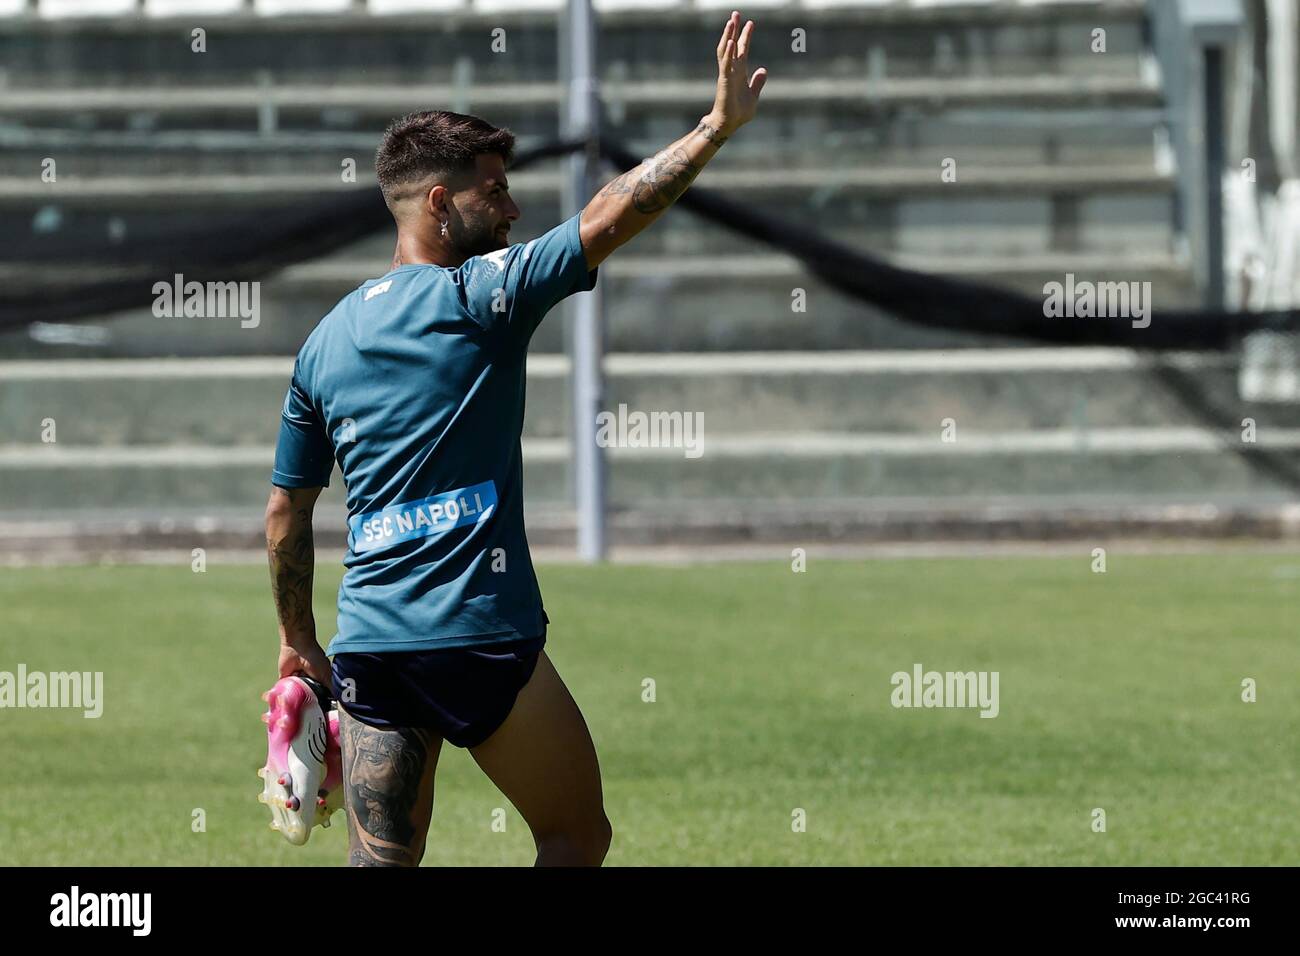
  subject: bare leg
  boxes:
[339,708,442,867]
[469,650,611,866]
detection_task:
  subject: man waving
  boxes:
[265,11,767,866]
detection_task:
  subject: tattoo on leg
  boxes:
[341,712,434,867]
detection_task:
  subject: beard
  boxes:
[450,215,508,258]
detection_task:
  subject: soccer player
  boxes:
[264,11,766,866]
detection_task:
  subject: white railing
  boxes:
[0,0,1129,21]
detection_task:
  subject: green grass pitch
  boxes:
[1,552,1296,866]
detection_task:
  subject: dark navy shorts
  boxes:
[330,635,545,749]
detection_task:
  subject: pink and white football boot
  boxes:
[258,675,343,845]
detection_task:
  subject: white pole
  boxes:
[1266,0,1298,178]
[561,0,607,561]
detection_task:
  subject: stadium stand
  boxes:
[3,0,1297,555]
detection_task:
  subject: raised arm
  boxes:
[266,485,330,684]
[578,10,767,268]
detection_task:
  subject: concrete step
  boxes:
[3,167,1179,277]
[2,426,1298,514]
[11,494,1300,558]
[0,110,1166,177]
[0,351,1267,449]
[0,162,1174,205]
[3,171,1180,294]
[0,250,1199,358]
[0,251,1199,358]
[0,3,1150,88]
[0,74,1161,122]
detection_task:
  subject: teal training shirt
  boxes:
[271,211,598,655]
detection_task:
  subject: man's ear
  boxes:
[424,183,446,219]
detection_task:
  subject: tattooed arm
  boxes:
[266,485,331,683]
[579,11,767,269]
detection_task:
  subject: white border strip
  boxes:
[0,349,1231,381]
[2,428,1296,467]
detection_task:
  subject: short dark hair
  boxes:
[375,110,516,210]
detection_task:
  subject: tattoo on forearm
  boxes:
[267,488,316,638]
[617,148,701,215]
[695,121,728,147]
[341,712,434,867]
[599,171,635,198]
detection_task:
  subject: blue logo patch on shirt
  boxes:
[350,481,497,554]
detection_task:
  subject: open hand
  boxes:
[710,11,768,134]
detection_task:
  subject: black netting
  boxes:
[7,134,1300,346]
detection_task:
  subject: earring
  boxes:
[440,220,448,238]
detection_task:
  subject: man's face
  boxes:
[445,152,520,258]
